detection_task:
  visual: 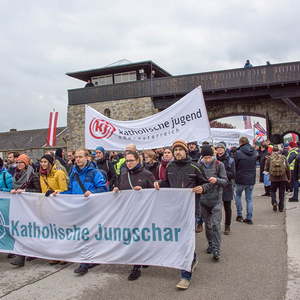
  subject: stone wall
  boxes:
[67,97,157,150]
[207,97,300,136]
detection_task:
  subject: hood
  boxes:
[74,162,95,175]
[239,143,255,156]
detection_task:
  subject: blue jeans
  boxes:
[235,184,254,220]
[180,252,196,280]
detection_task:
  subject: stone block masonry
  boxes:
[67,97,157,150]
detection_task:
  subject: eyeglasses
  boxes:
[16,162,25,164]
[125,159,136,163]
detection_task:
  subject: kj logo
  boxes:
[0,198,14,250]
[89,118,116,139]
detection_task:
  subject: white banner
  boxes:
[0,189,195,271]
[199,128,254,148]
[85,87,211,150]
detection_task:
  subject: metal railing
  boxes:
[68,61,300,105]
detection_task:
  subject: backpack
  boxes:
[269,153,286,177]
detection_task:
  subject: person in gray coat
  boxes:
[198,145,228,261]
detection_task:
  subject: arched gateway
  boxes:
[66,60,300,149]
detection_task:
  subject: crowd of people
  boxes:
[0,137,299,290]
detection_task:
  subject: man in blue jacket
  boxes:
[60,149,108,275]
[234,137,257,224]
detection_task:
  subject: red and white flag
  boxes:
[47,111,58,147]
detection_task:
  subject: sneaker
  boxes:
[236,216,243,222]
[10,255,25,267]
[176,278,191,290]
[128,266,141,281]
[224,225,230,235]
[243,219,253,225]
[191,259,198,273]
[74,264,89,275]
[206,245,213,254]
[213,250,220,261]
[273,205,277,212]
[195,223,203,233]
[288,198,299,202]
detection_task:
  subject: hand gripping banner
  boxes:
[0,189,195,271]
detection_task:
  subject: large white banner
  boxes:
[85,87,211,150]
[199,128,254,148]
[0,189,195,271]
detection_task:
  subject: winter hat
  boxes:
[171,140,188,153]
[96,146,105,154]
[200,145,214,157]
[55,148,63,158]
[0,158,3,168]
[215,143,226,150]
[41,154,54,165]
[17,154,30,166]
[289,141,297,148]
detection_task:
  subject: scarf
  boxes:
[158,159,171,180]
[13,165,34,190]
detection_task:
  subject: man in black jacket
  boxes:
[154,139,211,290]
[234,137,257,224]
[95,146,117,191]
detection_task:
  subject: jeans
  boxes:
[235,184,254,220]
[180,252,196,280]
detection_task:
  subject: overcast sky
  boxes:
[1,0,298,132]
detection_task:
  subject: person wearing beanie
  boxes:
[198,145,228,260]
[200,145,215,157]
[38,154,68,265]
[216,143,236,235]
[10,153,41,268]
[154,139,211,290]
[0,157,13,192]
[188,141,200,162]
[95,146,117,191]
[287,141,300,202]
[39,154,68,195]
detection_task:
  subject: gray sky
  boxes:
[0,0,298,132]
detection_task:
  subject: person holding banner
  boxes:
[10,154,41,267]
[59,149,108,275]
[113,150,155,281]
[154,140,211,290]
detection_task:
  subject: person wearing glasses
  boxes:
[113,150,155,281]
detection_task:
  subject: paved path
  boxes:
[0,183,293,300]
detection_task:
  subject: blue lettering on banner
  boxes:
[0,198,15,251]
